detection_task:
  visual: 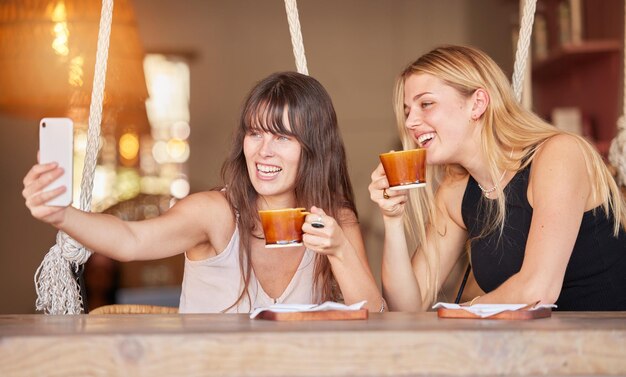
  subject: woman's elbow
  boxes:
[522,281,561,305]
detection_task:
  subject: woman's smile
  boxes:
[255,163,283,180]
[416,132,436,148]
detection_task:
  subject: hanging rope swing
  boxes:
[512,0,537,103]
[34,0,113,315]
[284,0,309,75]
[608,0,626,187]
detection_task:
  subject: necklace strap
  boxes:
[477,182,498,198]
[477,169,507,198]
[477,149,514,198]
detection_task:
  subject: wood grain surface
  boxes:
[1,312,625,376]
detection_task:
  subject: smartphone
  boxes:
[39,117,74,206]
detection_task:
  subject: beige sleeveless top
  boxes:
[179,226,320,313]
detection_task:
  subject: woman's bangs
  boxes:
[244,99,294,136]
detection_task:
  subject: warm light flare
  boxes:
[172,121,190,140]
[119,132,140,160]
[52,22,69,56]
[170,178,190,199]
[166,138,189,162]
[50,2,69,56]
[68,55,84,87]
[49,1,67,22]
[152,140,168,164]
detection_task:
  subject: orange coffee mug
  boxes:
[379,149,427,190]
[258,208,310,248]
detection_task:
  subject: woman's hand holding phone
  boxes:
[22,118,74,227]
[23,161,70,226]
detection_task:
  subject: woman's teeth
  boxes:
[257,164,282,176]
[417,132,435,147]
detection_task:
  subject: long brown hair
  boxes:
[220,72,356,310]
[394,45,626,306]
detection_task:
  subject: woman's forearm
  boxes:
[57,207,146,261]
[327,239,383,312]
[381,216,423,311]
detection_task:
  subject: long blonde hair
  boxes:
[394,45,626,305]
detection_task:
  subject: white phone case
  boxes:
[39,118,74,206]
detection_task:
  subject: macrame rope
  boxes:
[623,0,626,120]
[284,0,309,75]
[608,0,626,186]
[34,0,113,315]
[512,0,537,102]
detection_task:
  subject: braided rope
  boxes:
[623,0,626,120]
[512,0,537,102]
[284,0,308,75]
[609,116,626,186]
[34,0,113,315]
[608,0,626,186]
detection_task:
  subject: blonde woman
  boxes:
[369,45,626,311]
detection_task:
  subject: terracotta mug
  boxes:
[258,208,310,248]
[379,148,427,190]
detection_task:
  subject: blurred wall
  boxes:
[0,0,517,313]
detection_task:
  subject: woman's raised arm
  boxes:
[23,161,219,262]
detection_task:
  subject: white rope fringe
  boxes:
[34,232,90,315]
[284,0,309,75]
[609,117,626,186]
[511,0,537,102]
[608,0,626,186]
[34,0,113,315]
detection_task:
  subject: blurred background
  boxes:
[0,0,622,313]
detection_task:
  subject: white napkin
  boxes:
[432,302,557,318]
[249,300,367,319]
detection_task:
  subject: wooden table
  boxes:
[1,312,625,376]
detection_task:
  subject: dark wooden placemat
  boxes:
[437,307,552,320]
[256,308,369,321]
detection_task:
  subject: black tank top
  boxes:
[461,165,626,311]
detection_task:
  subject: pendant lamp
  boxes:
[0,0,149,135]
